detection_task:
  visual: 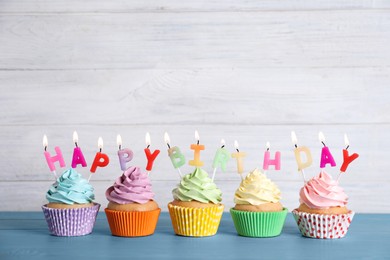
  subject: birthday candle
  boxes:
[263,142,281,171]
[231,140,246,177]
[340,134,359,173]
[291,131,313,172]
[189,130,205,167]
[117,135,134,171]
[43,135,65,177]
[319,132,336,169]
[144,132,160,172]
[90,137,110,174]
[164,132,185,177]
[71,131,87,168]
[212,139,230,181]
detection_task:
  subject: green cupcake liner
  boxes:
[230,208,288,237]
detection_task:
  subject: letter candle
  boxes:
[71,131,87,168]
[211,139,230,181]
[291,131,312,183]
[117,135,134,171]
[231,140,246,180]
[89,137,109,181]
[262,141,281,173]
[42,135,65,179]
[319,132,336,171]
[144,132,160,175]
[337,134,359,182]
[189,130,205,167]
[164,132,185,178]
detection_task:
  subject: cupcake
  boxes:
[230,168,288,237]
[292,171,354,239]
[42,168,100,236]
[105,166,160,237]
[168,167,224,237]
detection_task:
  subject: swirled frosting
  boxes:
[106,166,154,204]
[46,168,95,204]
[234,168,281,205]
[299,171,348,209]
[172,168,222,204]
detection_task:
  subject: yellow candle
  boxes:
[294,146,313,171]
[232,140,246,174]
[189,130,205,167]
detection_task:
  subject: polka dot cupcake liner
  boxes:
[42,203,100,237]
[292,209,355,239]
[105,208,161,237]
[230,208,288,237]
[168,203,224,237]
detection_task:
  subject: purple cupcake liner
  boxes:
[42,203,100,237]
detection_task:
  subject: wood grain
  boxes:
[0,11,389,70]
[0,1,388,212]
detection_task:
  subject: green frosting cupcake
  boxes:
[172,168,222,204]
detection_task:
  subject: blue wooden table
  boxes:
[0,212,388,259]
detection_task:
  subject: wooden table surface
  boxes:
[0,212,388,259]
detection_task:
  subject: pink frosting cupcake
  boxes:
[292,171,354,239]
[105,166,160,237]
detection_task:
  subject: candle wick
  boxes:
[221,145,225,148]
[75,142,78,148]
[99,148,102,153]
[147,144,150,149]
[236,148,240,152]
[44,146,47,151]
[346,145,349,150]
[267,148,270,151]
[321,141,326,147]
[167,143,171,149]
[294,144,298,148]
[197,140,199,145]
[119,145,121,150]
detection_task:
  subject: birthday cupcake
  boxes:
[42,168,100,236]
[292,171,354,239]
[105,166,160,237]
[168,167,224,237]
[230,168,288,237]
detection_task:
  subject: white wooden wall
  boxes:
[0,0,389,212]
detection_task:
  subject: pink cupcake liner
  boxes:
[42,203,100,237]
[292,209,354,239]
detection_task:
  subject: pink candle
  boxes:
[319,132,336,169]
[90,137,110,173]
[144,132,160,171]
[263,142,281,170]
[43,135,65,173]
[117,135,133,171]
[71,131,87,168]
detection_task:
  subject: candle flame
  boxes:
[220,139,226,146]
[145,132,151,146]
[98,137,103,149]
[318,132,325,143]
[73,131,78,143]
[116,134,122,147]
[291,131,298,145]
[234,140,239,150]
[344,134,349,147]
[164,132,170,145]
[195,130,200,142]
[43,135,48,148]
[266,141,270,150]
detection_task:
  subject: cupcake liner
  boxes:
[42,203,100,237]
[230,208,288,237]
[168,203,224,237]
[292,209,355,239]
[105,208,161,237]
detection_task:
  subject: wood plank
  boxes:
[0,11,389,70]
[0,68,389,125]
[0,0,388,13]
